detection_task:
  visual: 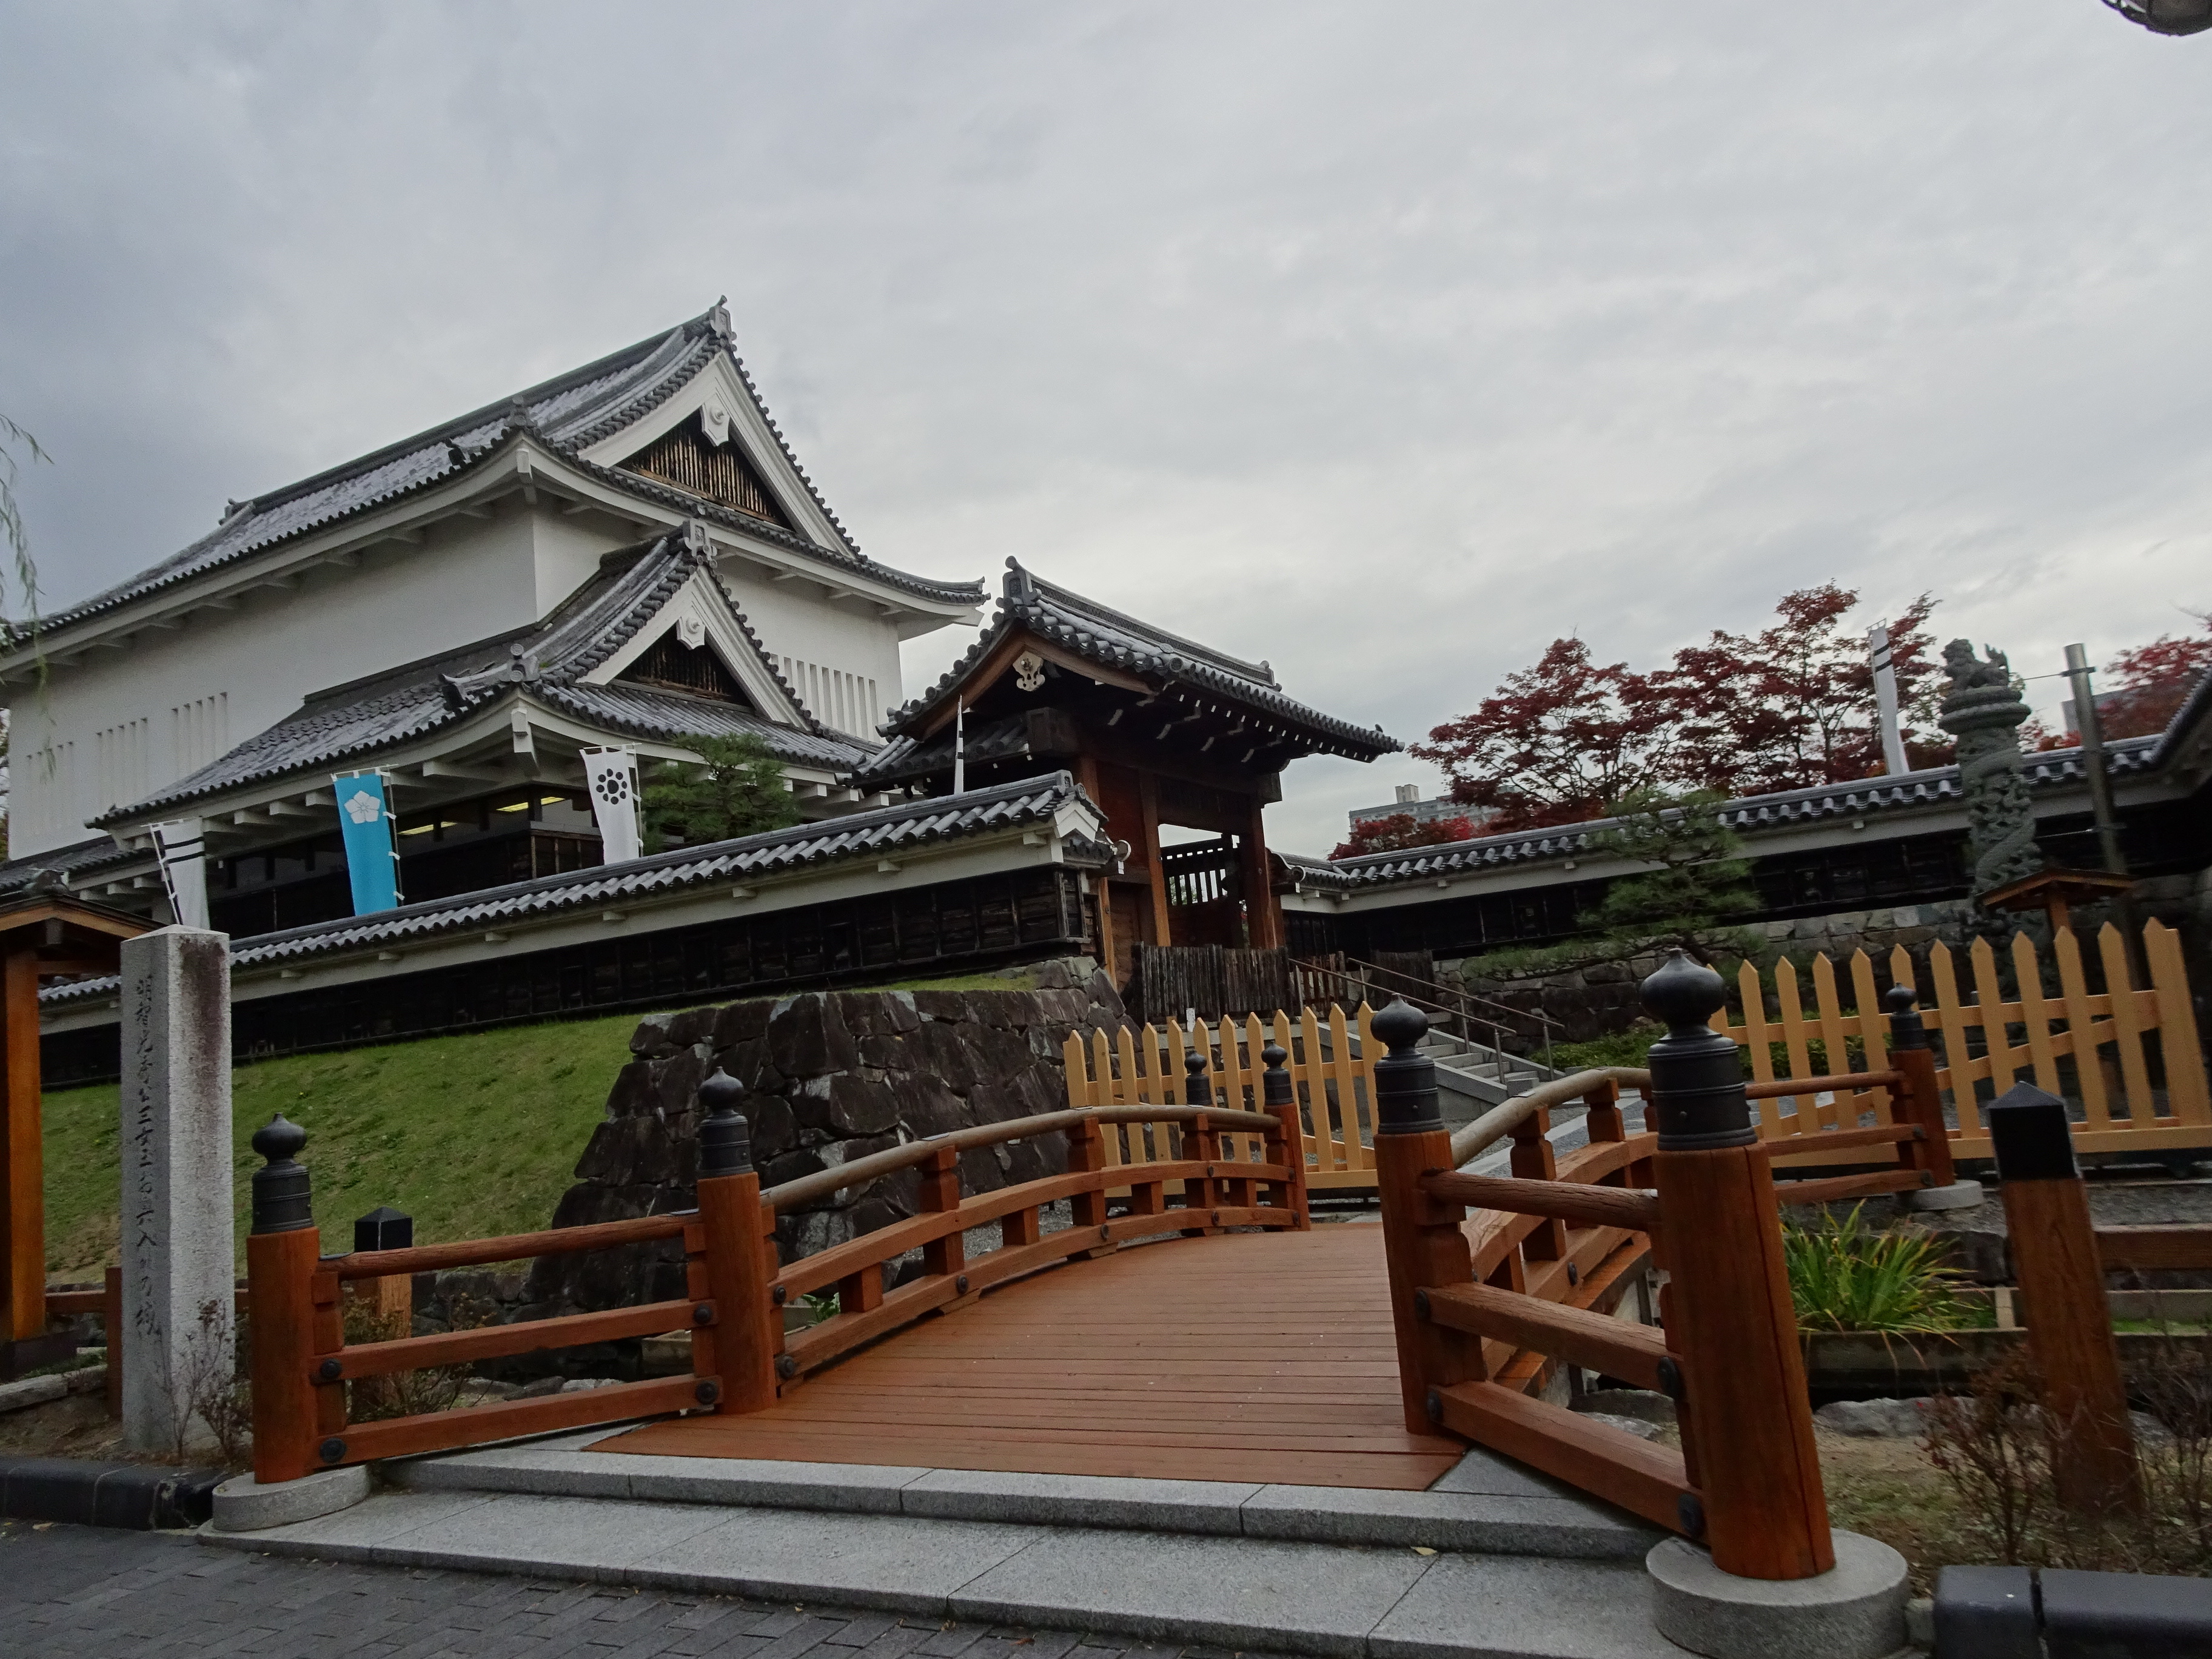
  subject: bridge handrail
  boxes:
[1450,1067,1651,1167]
[763,1103,1279,1214]
[1376,970,1960,1583]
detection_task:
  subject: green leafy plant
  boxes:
[1785,1204,1969,1333]
[641,732,801,852]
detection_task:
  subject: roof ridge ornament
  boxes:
[707,296,735,343]
[506,394,540,436]
[681,520,719,565]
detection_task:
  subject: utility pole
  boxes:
[2063,644,2127,877]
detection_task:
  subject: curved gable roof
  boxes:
[30,304,984,639]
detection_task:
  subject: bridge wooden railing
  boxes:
[1375,950,1914,1585]
[247,1054,1305,1484]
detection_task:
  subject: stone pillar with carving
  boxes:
[1937,639,2044,902]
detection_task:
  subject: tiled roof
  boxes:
[90,533,868,826]
[867,560,1399,771]
[0,835,136,898]
[41,771,1104,1008]
[1287,734,2168,895]
[27,305,981,638]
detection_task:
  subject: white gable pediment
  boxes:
[581,567,808,726]
[575,353,853,558]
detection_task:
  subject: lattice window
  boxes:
[617,629,754,706]
[618,414,791,527]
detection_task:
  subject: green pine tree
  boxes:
[640,732,802,853]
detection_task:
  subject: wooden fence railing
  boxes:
[248,1061,1307,1481]
[1062,1004,1381,1190]
[1709,920,2209,1166]
[1375,953,1938,1583]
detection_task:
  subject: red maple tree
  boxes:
[1330,811,1478,861]
[1410,637,1680,831]
[1664,586,1946,797]
[1412,587,1947,834]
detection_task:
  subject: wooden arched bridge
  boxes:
[243,961,1975,1584]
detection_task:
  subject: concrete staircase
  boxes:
[1419,1027,1559,1111]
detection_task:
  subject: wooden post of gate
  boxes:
[1988,1081,2140,1515]
[1370,999,1481,1433]
[1261,1042,1311,1228]
[245,1114,323,1485]
[694,1069,775,1414]
[1641,950,1833,1580]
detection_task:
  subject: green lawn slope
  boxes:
[41,968,1041,1282]
[42,1010,640,1279]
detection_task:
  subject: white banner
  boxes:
[150,818,209,930]
[1868,625,1908,778]
[582,747,643,865]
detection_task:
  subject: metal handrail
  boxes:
[1298,956,1558,1074]
[1341,954,1566,1033]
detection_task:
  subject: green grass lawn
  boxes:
[42,1010,645,1280]
[39,967,1044,1282]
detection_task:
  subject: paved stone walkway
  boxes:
[0,1521,1263,1659]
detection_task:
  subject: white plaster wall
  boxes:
[532,509,626,616]
[719,565,905,739]
[7,512,552,856]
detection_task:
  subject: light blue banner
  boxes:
[333,772,401,914]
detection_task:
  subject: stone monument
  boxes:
[119,926,235,1454]
[1937,639,2043,902]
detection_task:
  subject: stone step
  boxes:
[367,1435,1657,1560]
[199,1447,1677,1659]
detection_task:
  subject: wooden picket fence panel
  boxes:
[1063,1004,1381,1191]
[1709,919,2211,1165]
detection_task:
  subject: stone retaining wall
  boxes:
[418,959,1128,1377]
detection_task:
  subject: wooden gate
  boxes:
[1125,942,1300,1024]
[1709,920,2210,1165]
[1063,1005,1382,1190]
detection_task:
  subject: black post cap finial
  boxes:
[1986,1082,2077,1182]
[1261,1041,1292,1107]
[1885,982,1930,1052]
[696,1067,752,1179]
[1639,950,1754,1151]
[1372,997,1443,1135]
[250,1113,316,1236]
[1184,1045,1212,1107]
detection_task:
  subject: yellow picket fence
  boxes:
[1061,1004,1382,1191]
[1710,919,2211,1165]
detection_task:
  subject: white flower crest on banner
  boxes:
[582,746,643,865]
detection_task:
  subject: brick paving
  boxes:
[0,1521,1275,1659]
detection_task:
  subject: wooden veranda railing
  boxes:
[1373,952,1953,1583]
[1062,1005,1382,1190]
[247,1064,1306,1482]
[1711,920,2210,1166]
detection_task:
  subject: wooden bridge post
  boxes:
[1883,986,1956,1192]
[1988,1082,2140,1515]
[695,1069,776,1414]
[1261,1042,1311,1228]
[1181,1050,1221,1232]
[1067,1117,1114,1256]
[245,1114,323,1485]
[1641,950,1833,1580]
[1370,999,1481,1433]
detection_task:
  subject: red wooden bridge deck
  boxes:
[597,1224,1466,1490]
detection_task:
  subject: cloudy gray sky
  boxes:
[3,2,2207,854]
